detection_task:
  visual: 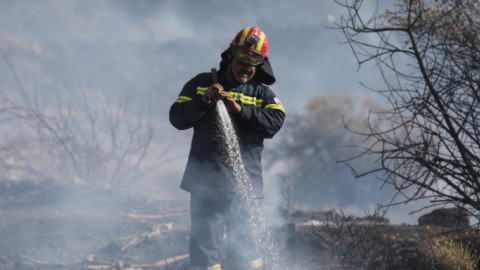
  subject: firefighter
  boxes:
[169,26,285,270]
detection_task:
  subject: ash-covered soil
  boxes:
[1,182,479,270]
[0,183,191,270]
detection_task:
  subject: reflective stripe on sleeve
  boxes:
[228,92,263,107]
[196,86,208,95]
[265,103,285,113]
[175,95,193,103]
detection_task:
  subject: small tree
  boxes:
[270,93,385,210]
[0,46,156,190]
[0,87,154,189]
[335,0,480,225]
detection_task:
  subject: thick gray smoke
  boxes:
[1,0,406,213]
[0,0,425,268]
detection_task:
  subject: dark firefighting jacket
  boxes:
[169,69,285,199]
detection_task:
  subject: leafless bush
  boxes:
[0,61,160,191]
[0,88,155,189]
[312,208,395,269]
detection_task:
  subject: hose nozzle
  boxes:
[213,89,221,101]
[211,68,222,102]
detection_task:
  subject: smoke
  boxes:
[262,92,426,225]
[0,0,420,267]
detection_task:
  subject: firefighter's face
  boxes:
[228,55,256,85]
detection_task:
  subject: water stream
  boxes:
[215,99,279,269]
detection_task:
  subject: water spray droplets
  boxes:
[215,100,280,269]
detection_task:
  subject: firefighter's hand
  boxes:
[218,91,242,115]
[203,83,223,106]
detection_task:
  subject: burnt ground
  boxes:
[1,182,480,270]
[286,221,480,270]
[0,183,191,270]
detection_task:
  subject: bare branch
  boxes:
[335,0,480,225]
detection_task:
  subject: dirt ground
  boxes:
[1,183,479,270]
[0,183,192,270]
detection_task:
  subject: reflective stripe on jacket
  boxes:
[169,70,285,198]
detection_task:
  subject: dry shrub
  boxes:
[311,208,394,270]
[418,239,480,270]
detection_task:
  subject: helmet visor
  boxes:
[233,47,264,66]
